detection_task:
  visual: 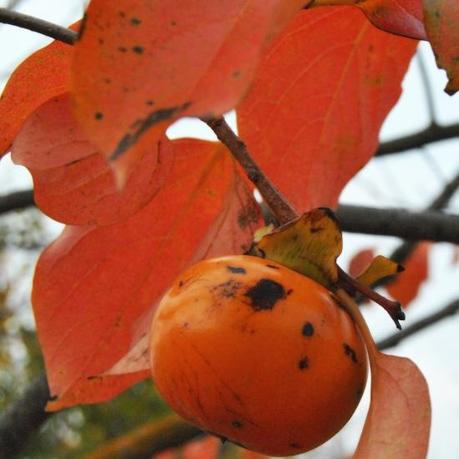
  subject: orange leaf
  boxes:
[11,93,172,225]
[311,1,426,39]
[71,0,306,182]
[349,248,375,277]
[423,0,459,95]
[0,23,78,157]
[354,353,431,459]
[238,7,417,212]
[34,139,261,410]
[387,242,430,307]
[336,291,431,459]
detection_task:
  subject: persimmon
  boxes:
[150,255,367,456]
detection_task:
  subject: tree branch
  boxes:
[375,123,459,157]
[0,8,77,44]
[0,374,50,459]
[0,189,34,214]
[377,298,459,350]
[84,414,202,459]
[204,117,297,225]
[336,205,459,244]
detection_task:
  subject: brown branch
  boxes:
[0,373,50,459]
[377,298,459,350]
[0,8,77,44]
[204,117,297,225]
[0,189,34,214]
[375,123,459,157]
[336,205,459,244]
[85,414,203,459]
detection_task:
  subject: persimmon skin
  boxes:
[150,255,367,456]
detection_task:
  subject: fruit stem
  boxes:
[337,266,405,330]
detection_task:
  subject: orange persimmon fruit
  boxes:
[150,255,367,456]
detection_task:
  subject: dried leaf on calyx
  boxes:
[253,208,342,288]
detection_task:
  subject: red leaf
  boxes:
[387,242,430,307]
[354,353,431,458]
[11,93,172,225]
[311,0,426,39]
[0,23,77,157]
[33,138,261,410]
[349,248,375,277]
[238,7,417,212]
[423,0,459,95]
[71,0,305,182]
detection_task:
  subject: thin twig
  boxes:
[0,8,77,44]
[204,117,297,225]
[416,49,437,123]
[375,123,459,156]
[377,298,459,350]
[389,169,459,264]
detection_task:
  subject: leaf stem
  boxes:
[204,117,298,225]
[0,8,77,44]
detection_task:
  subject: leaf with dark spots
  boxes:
[245,279,286,311]
[302,322,314,337]
[110,103,190,162]
[227,266,247,274]
[72,0,306,182]
[343,343,358,363]
[11,94,172,226]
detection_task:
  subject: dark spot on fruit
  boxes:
[182,322,189,328]
[290,442,302,449]
[286,288,293,295]
[130,17,142,26]
[171,20,177,26]
[178,280,184,287]
[98,37,104,45]
[227,266,246,274]
[343,343,358,363]
[298,357,309,370]
[146,100,155,106]
[87,375,102,380]
[302,322,314,337]
[213,280,242,298]
[266,264,280,269]
[119,11,126,18]
[118,46,127,53]
[232,70,241,79]
[245,279,286,310]
[310,226,323,233]
[132,45,144,54]
[94,112,104,120]
[232,420,243,428]
[103,77,112,84]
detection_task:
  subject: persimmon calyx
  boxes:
[251,207,405,328]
